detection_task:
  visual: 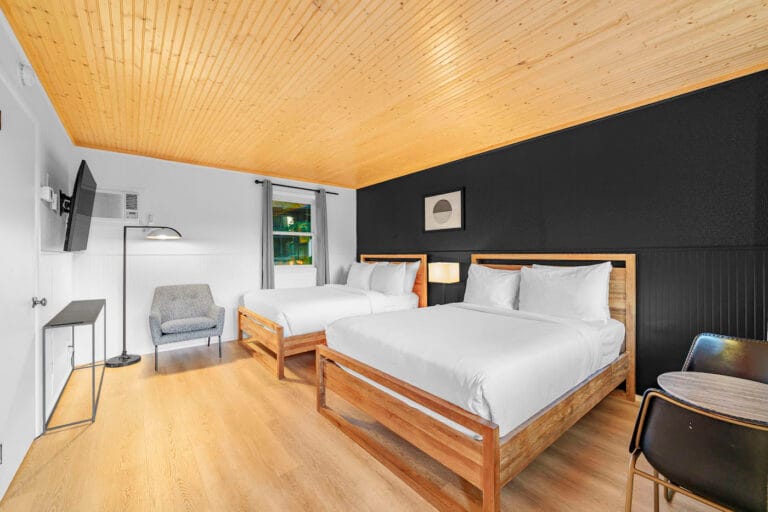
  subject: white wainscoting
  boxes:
[72,252,260,365]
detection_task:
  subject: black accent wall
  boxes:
[357,70,768,393]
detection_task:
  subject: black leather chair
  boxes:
[683,333,768,383]
[625,333,768,512]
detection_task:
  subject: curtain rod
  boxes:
[254,179,339,196]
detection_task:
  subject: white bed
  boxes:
[325,302,625,437]
[317,253,635,511]
[242,284,419,337]
[238,253,428,379]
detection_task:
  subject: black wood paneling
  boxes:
[357,70,768,393]
[636,248,768,389]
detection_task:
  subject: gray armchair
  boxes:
[149,284,225,371]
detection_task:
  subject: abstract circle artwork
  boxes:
[432,199,453,224]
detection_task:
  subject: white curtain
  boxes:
[261,179,275,289]
[315,189,329,285]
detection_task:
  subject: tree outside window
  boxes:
[273,201,313,265]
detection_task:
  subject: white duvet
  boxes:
[325,303,624,437]
[242,284,418,337]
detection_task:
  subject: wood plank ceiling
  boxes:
[1,1,767,188]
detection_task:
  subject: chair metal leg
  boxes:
[653,470,659,512]
[207,336,210,347]
[625,451,639,512]
[218,335,222,358]
[155,345,158,372]
[664,478,676,502]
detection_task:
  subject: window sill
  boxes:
[275,265,316,271]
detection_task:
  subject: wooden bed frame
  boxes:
[237,254,428,379]
[317,253,636,511]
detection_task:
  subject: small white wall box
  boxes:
[40,185,57,210]
[40,185,55,202]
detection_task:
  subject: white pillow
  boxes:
[402,261,421,294]
[371,263,407,295]
[463,264,521,309]
[346,262,377,290]
[518,262,612,321]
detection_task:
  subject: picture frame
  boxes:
[423,188,464,232]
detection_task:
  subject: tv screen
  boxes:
[63,160,97,252]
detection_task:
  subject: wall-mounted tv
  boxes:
[62,160,97,252]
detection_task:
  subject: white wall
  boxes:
[71,147,356,363]
[0,10,80,500]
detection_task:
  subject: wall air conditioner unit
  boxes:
[92,190,140,221]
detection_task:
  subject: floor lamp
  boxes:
[106,225,183,368]
[427,262,460,305]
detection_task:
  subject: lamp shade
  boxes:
[145,227,182,240]
[428,262,460,284]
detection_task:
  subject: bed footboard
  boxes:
[316,345,500,512]
[317,346,630,511]
[238,306,325,379]
[498,351,630,484]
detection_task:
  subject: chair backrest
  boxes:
[683,333,768,384]
[635,391,768,512]
[152,284,214,322]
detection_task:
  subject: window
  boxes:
[273,200,313,265]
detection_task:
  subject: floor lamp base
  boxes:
[105,353,142,368]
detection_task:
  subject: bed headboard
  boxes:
[359,254,428,308]
[472,253,636,396]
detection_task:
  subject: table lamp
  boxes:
[428,262,460,305]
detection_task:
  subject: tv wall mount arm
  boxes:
[59,190,72,216]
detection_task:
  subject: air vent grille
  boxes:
[125,193,138,219]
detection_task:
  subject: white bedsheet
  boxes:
[242,284,418,337]
[325,303,625,437]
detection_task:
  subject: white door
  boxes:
[0,77,38,498]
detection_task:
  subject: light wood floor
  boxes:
[1,342,711,511]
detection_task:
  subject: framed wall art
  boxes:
[423,188,464,232]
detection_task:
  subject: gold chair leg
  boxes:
[653,470,659,512]
[664,478,675,502]
[625,452,639,512]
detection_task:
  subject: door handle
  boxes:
[32,297,47,308]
